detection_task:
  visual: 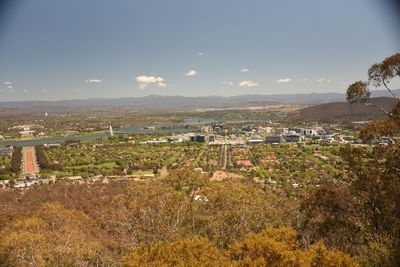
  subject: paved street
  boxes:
[22,147,39,174]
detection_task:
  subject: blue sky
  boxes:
[0,0,399,101]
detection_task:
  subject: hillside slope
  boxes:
[288,97,397,122]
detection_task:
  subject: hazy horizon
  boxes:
[0,90,357,103]
[1,89,399,105]
[0,90,351,103]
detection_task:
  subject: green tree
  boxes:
[346,53,400,141]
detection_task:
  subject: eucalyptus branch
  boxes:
[365,101,393,117]
[382,80,400,100]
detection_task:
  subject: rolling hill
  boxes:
[0,89,398,112]
[288,97,398,122]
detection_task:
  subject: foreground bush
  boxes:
[0,202,106,266]
[123,227,358,267]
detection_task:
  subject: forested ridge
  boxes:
[0,170,359,266]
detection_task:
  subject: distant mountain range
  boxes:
[0,89,398,112]
[287,97,398,122]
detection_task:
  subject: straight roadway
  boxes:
[22,147,39,174]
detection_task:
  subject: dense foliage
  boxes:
[10,147,22,174]
[35,145,61,171]
[0,169,361,266]
[124,228,357,267]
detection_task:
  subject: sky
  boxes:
[0,0,399,101]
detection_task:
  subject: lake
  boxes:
[0,118,268,147]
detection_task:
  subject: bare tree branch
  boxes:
[382,80,400,100]
[365,101,393,117]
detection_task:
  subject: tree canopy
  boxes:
[346,53,400,141]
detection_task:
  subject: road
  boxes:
[218,145,228,169]
[22,147,39,174]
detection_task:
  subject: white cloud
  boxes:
[197,52,204,56]
[136,75,164,83]
[240,69,250,73]
[316,78,331,82]
[135,75,167,90]
[85,79,102,84]
[221,81,234,85]
[3,81,12,85]
[275,78,292,83]
[23,89,28,93]
[301,78,307,82]
[7,85,12,89]
[185,70,197,77]
[42,89,47,93]
[239,80,259,87]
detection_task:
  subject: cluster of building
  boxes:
[168,133,216,143]
[9,176,55,188]
[205,125,353,145]
[0,147,12,157]
[263,127,352,144]
[2,124,47,139]
[0,173,109,189]
[138,133,216,144]
[370,136,399,145]
[138,125,351,146]
[8,124,43,137]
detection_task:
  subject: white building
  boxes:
[303,129,318,136]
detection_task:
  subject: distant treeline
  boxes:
[10,147,22,173]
